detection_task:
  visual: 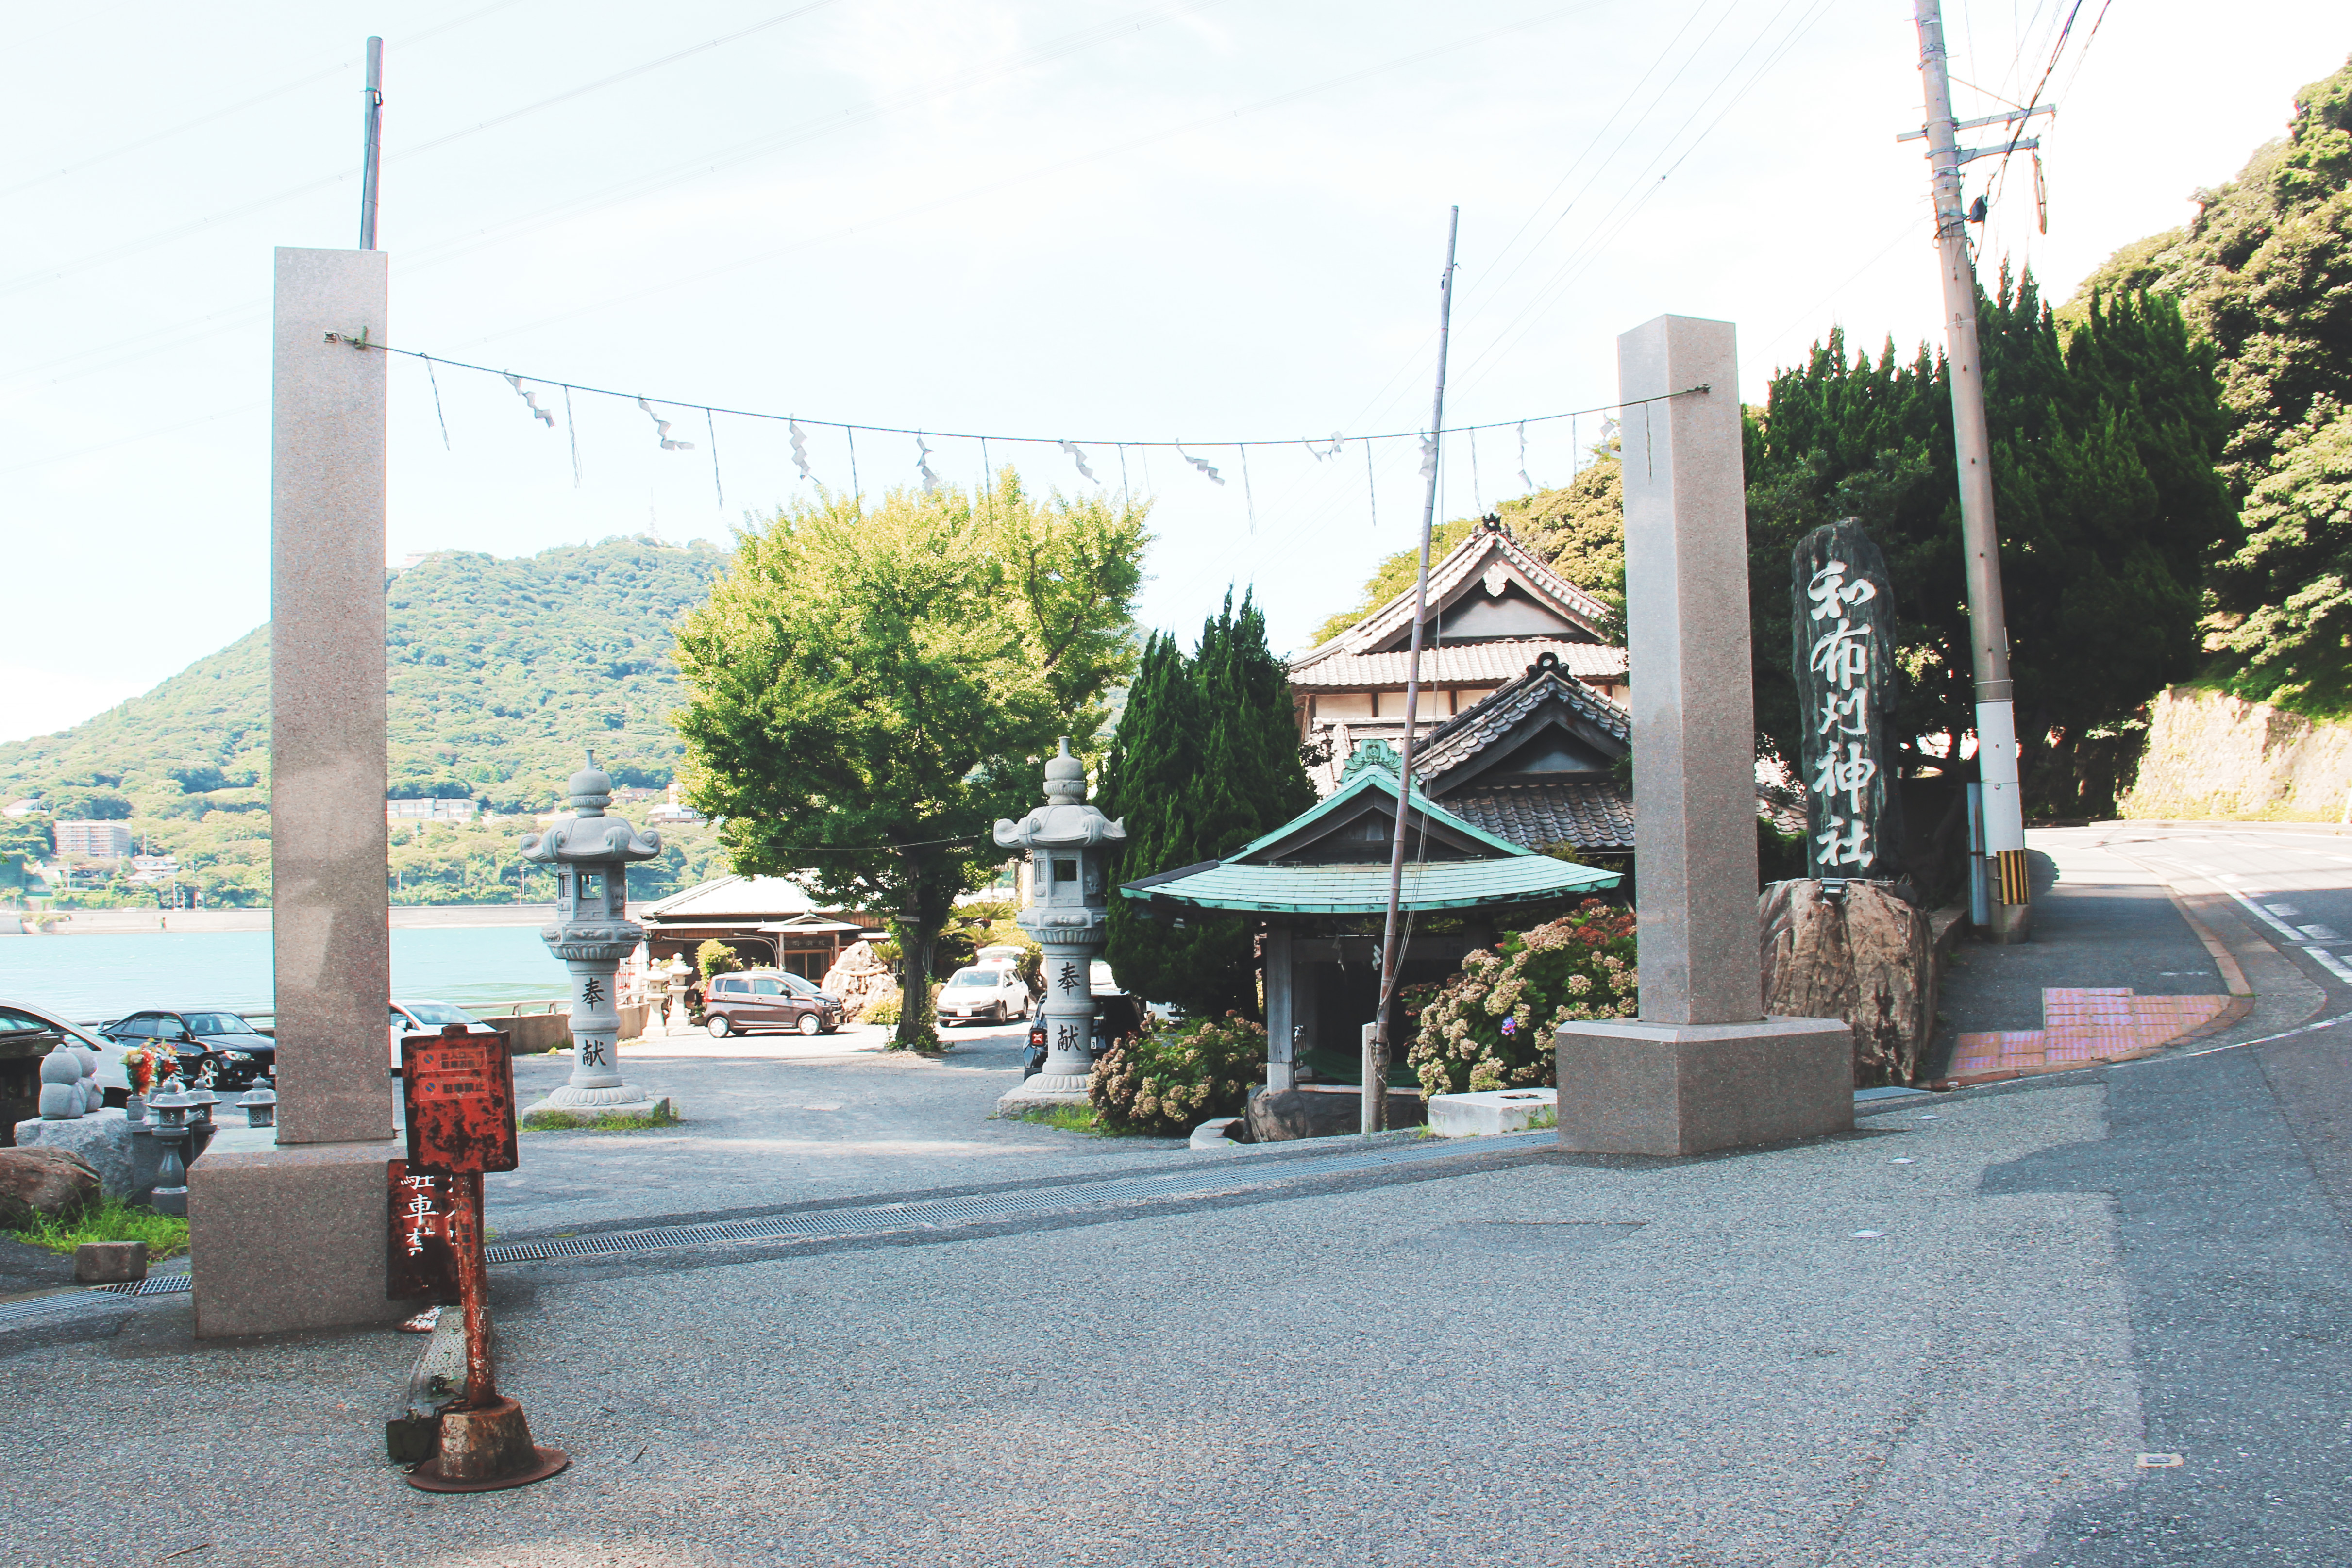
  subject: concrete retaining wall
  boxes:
[2120,685,2352,821]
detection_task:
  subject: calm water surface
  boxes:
[0,925,570,1021]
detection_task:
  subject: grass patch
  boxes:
[1523,1106,1559,1132]
[1006,1103,1152,1137]
[521,1102,681,1132]
[11,1197,190,1260]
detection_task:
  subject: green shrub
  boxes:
[12,1196,190,1259]
[864,990,901,1025]
[695,940,742,979]
[1089,1012,1265,1137]
[1407,901,1637,1098]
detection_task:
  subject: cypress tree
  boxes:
[1101,591,1316,1018]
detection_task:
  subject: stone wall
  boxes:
[2119,685,2352,821]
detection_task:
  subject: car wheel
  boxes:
[798,1012,821,1037]
[993,1002,1008,1025]
[706,1015,732,1038]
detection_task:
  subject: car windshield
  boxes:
[946,968,1001,988]
[402,1002,479,1027]
[183,1013,253,1036]
[779,973,823,996]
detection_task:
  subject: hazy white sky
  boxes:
[3,0,2344,745]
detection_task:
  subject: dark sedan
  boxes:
[99,1009,276,1090]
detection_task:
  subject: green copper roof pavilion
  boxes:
[1119,742,1621,1092]
[1121,742,1621,917]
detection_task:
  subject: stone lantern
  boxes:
[520,754,666,1116]
[991,738,1125,1114]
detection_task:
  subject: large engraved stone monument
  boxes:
[521,757,668,1118]
[1793,518,1903,881]
[1553,315,1853,1156]
[992,740,1125,1116]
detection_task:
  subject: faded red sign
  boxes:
[386,1159,460,1301]
[400,1025,519,1174]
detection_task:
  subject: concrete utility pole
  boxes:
[359,37,384,250]
[1368,205,1460,1137]
[1908,0,2049,942]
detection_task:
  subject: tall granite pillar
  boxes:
[1553,315,1852,1156]
[188,248,409,1336]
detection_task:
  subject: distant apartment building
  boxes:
[53,820,133,859]
[128,854,180,885]
[386,798,480,824]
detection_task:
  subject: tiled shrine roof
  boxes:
[1290,638,1627,690]
[1411,657,1631,782]
[1443,781,1638,855]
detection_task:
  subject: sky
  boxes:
[3,0,2345,746]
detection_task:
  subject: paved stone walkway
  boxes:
[1950,987,2240,1083]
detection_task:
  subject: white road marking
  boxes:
[2266,903,2303,917]
[2302,925,2344,941]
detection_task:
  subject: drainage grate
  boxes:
[0,1133,1551,1331]
[484,1131,1552,1266]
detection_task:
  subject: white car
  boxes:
[938,964,1032,1027]
[389,999,498,1066]
[0,998,132,1102]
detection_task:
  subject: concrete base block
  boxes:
[74,1240,149,1284]
[1188,1117,1244,1149]
[1555,1016,1853,1156]
[1428,1087,1558,1138]
[520,1094,674,1122]
[14,1110,138,1199]
[994,1075,1090,1117]
[187,1139,414,1338]
[1986,901,2033,944]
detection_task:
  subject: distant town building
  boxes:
[1,799,43,818]
[53,820,133,860]
[386,798,480,824]
[647,780,705,825]
[127,854,180,885]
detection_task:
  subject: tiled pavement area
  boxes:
[1950,986,2242,1083]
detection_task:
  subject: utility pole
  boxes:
[1368,205,1460,1135]
[1906,0,2048,942]
[359,37,385,250]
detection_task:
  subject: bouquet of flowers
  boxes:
[124,1044,179,1095]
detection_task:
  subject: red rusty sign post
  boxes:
[396,1023,567,1491]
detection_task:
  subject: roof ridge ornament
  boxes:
[1342,738,1405,780]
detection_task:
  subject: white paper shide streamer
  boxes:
[1517,422,1533,492]
[1176,446,1224,485]
[789,419,814,483]
[916,434,939,495]
[505,374,554,427]
[1419,432,1439,482]
[638,398,695,451]
[1058,441,1097,484]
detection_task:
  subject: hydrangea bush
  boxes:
[1089,1011,1266,1137]
[1406,901,1637,1098]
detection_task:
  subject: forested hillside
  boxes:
[2069,55,2352,715]
[0,536,736,905]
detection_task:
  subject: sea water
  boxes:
[0,925,571,1023]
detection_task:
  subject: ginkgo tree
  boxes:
[672,473,1148,1050]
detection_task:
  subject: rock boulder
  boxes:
[1759,878,1934,1086]
[0,1146,102,1229]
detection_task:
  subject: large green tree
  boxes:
[1101,590,1315,1017]
[1745,270,2234,816]
[2073,56,2352,710]
[672,474,1147,1049]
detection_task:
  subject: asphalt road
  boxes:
[7,824,2352,1565]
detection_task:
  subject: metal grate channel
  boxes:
[1,1133,1550,1332]
[485,1131,1552,1266]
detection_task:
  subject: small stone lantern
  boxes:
[148,1081,196,1217]
[520,754,665,1115]
[991,739,1126,1113]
